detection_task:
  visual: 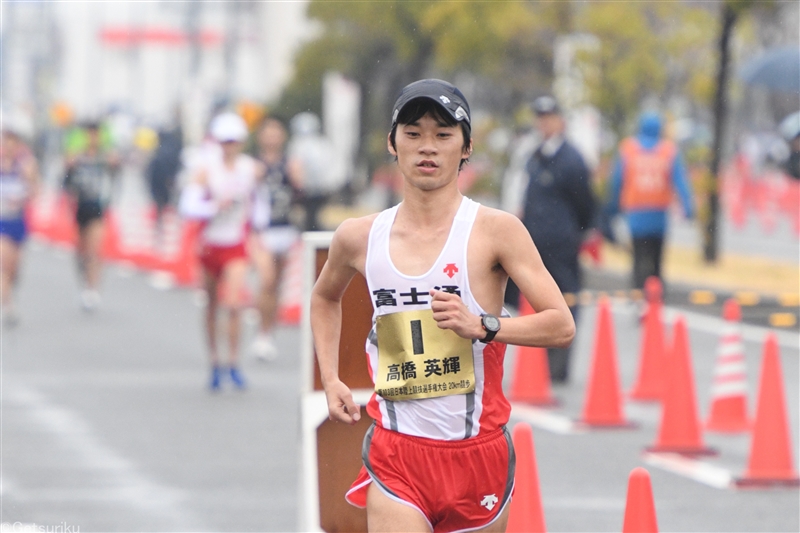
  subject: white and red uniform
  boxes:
[179,154,257,277]
[346,197,515,532]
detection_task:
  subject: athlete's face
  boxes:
[258,122,286,152]
[86,129,101,151]
[535,113,564,140]
[388,113,471,192]
[220,140,243,160]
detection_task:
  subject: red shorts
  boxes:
[199,242,248,279]
[346,424,515,532]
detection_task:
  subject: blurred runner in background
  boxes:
[605,112,695,290]
[287,112,335,231]
[179,112,264,391]
[63,122,120,312]
[249,118,303,360]
[146,121,183,238]
[0,118,40,325]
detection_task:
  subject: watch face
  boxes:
[483,315,501,332]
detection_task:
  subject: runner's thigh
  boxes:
[367,482,431,533]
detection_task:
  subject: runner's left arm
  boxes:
[494,213,575,347]
[431,210,574,348]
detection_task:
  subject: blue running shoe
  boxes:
[229,366,246,390]
[209,366,223,391]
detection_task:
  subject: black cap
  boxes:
[532,95,561,116]
[391,79,471,127]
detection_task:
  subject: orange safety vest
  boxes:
[619,137,677,211]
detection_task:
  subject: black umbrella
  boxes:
[739,46,800,93]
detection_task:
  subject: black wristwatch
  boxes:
[480,314,501,343]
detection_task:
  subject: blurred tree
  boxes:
[274,1,566,172]
[573,2,716,136]
[275,0,735,198]
[424,1,555,101]
[274,2,434,170]
[704,0,774,263]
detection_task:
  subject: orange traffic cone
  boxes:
[277,241,303,326]
[646,316,716,456]
[580,297,635,427]
[735,334,800,487]
[24,197,49,237]
[33,194,59,242]
[509,296,558,406]
[705,299,750,433]
[51,194,78,247]
[506,423,546,533]
[629,277,666,402]
[278,305,301,325]
[622,467,659,533]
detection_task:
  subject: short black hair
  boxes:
[389,98,471,171]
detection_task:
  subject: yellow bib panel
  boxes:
[374,309,475,401]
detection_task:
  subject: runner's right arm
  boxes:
[310,216,372,425]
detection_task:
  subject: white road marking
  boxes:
[643,452,733,490]
[4,383,198,525]
[609,300,798,349]
[661,307,798,350]
[544,497,627,510]
[510,402,585,435]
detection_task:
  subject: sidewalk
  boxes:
[599,242,798,298]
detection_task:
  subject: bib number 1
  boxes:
[374,309,475,401]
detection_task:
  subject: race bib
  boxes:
[374,309,475,401]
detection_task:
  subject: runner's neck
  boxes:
[397,185,463,231]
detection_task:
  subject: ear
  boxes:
[387,132,397,157]
[463,138,474,158]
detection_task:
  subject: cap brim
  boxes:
[394,95,459,123]
[392,83,470,126]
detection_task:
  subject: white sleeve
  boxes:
[179,182,218,220]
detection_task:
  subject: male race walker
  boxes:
[311,79,575,532]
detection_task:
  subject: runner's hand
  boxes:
[324,379,361,425]
[430,289,483,340]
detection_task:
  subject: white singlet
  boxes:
[201,154,257,246]
[363,196,512,441]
